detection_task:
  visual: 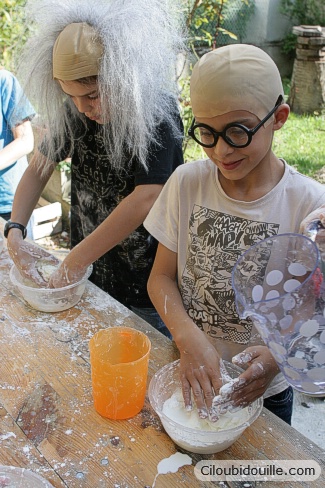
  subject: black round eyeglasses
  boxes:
[188,95,283,149]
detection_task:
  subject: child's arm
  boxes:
[149,244,282,418]
[0,120,34,171]
[7,151,60,286]
[47,183,164,287]
[148,243,224,419]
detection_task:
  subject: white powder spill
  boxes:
[0,431,16,441]
[152,452,192,488]
[83,287,131,316]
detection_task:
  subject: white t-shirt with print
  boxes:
[144,159,325,397]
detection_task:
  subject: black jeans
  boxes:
[263,386,293,425]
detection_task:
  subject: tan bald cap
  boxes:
[190,44,284,121]
[53,22,103,80]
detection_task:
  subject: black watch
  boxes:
[3,220,27,239]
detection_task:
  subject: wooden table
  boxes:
[0,219,324,488]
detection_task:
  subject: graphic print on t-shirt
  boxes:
[181,205,279,344]
[70,126,157,306]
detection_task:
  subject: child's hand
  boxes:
[178,331,223,421]
[299,207,325,243]
[212,346,279,414]
[8,235,60,287]
[48,259,87,288]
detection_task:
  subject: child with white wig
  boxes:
[6,0,185,337]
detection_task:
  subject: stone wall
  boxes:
[289,26,325,114]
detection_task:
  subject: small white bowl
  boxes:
[149,359,263,454]
[10,264,93,312]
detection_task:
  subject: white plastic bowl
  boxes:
[10,264,93,312]
[148,359,263,454]
[0,465,54,487]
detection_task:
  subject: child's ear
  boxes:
[273,103,290,131]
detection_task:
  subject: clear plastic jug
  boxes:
[232,233,325,396]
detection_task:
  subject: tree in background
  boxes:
[0,0,29,72]
[184,0,254,52]
[180,0,255,159]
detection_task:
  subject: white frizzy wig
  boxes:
[17,0,186,172]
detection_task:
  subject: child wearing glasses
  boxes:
[144,44,325,423]
[6,0,184,337]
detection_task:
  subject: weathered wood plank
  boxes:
[0,405,66,487]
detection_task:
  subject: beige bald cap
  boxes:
[190,44,284,120]
[53,22,103,80]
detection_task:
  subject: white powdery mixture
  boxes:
[36,260,58,282]
[163,388,250,431]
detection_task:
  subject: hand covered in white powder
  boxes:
[48,258,88,288]
[212,346,279,415]
[179,330,224,422]
[7,233,60,287]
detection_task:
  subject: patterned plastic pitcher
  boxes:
[232,233,325,396]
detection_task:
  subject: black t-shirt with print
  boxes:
[41,111,183,307]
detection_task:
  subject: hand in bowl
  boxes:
[48,260,88,288]
[8,236,60,287]
[178,330,224,421]
[212,346,279,415]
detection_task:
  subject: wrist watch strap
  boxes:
[3,220,27,239]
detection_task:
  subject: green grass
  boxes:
[273,113,325,180]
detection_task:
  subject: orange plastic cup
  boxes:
[89,327,151,420]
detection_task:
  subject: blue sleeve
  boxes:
[0,70,35,128]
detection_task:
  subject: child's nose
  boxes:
[74,97,92,114]
[212,137,234,158]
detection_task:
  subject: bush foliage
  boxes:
[280,0,325,56]
[0,0,29,71]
